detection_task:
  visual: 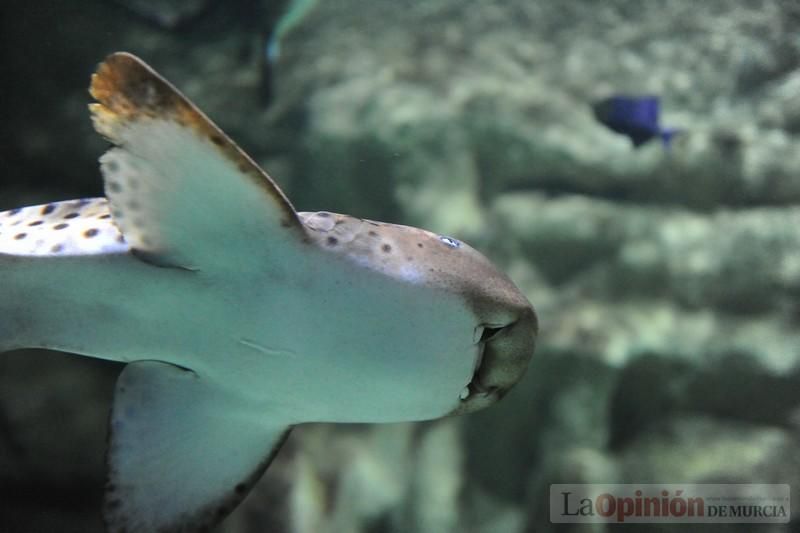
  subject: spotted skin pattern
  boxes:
[0,199,127,256]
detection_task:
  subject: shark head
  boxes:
[299,211,537,416]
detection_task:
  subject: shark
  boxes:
[0,52,537,532]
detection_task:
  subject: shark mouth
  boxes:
[462,325,505,400]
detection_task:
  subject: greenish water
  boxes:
[1,1,798,532]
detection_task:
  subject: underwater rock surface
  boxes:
[1,0,799,532]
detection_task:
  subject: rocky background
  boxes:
[1,0,799,532]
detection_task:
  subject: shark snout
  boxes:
[476,305,537,397]
[453,304,538,415]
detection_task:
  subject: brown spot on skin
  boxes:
[54,223,69,230]
[41,205,55,215]
[51,244,64,253]
[14,233,26,240]
[64,213,80,219]
[28,220,43,226]
[417,242,424,248]
[368,230,378,237]
[84,228,100,238]
[382,244,392,253]
[100,214,111,219]
[327,236,338,246]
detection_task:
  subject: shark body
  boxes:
[0,53,537,532]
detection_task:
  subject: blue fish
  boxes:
[592,95,678,148]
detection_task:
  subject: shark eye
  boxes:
[439,235,460,248]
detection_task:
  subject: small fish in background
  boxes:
[259,0,319,104]
[265,0,320,63]
[592,95,679,148]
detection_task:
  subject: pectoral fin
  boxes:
[89,52,307,271]
[105,361,290,533]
